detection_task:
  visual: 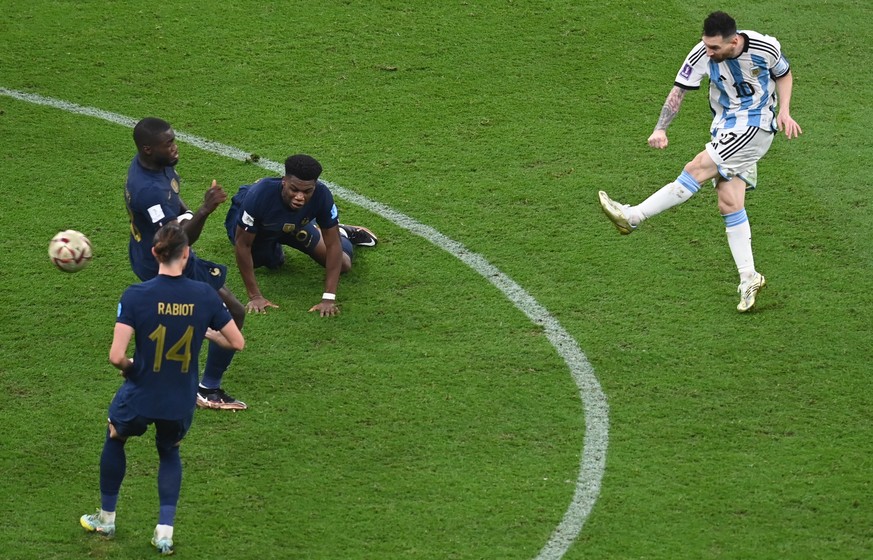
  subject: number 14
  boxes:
[148,324,194,373]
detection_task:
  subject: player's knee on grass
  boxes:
[305,234,352,273]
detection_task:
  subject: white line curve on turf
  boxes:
[0,87,609,560]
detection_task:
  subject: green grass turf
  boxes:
[1,1,872,558]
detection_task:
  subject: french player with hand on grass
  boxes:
[224,154,377,317]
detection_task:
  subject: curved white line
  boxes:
[0,87,609,559]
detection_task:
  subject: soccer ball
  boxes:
[48,230,93,272]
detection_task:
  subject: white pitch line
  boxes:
[0,87,609,560]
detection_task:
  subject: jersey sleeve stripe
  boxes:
[747,39,780,59]
[688,45,707,65]
[770,55,791,78]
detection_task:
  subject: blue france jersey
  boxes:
[674,30,790,133]
[116,275,233,419]
[125,156,196,280]
[236,177,339,240]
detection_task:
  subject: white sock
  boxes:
[100,510,116,524]
[155,524,174,540]
[631,170,699,225]
[724,210,755,280]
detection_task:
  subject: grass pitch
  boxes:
[1,1,872,558]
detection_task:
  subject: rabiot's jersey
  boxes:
[674,30,790,133]
[115,274,233,419]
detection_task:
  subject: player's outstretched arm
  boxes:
[648,86,688,149]
[234,227,278,314]
[775,71,802,139]
[309,225,342,318]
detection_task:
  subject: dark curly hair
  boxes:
[284,154,323,181]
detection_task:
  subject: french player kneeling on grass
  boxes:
[224,154,377,317]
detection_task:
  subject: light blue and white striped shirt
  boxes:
[675,30,790,134]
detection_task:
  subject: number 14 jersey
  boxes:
[116,274,233,419]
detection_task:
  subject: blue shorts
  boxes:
[184,254,227,290]
[108,391,193,449]
[225,184,322,269]
[132,252,226,291]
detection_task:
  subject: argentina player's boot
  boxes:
[598,191,637,235]
[737,272,766,312]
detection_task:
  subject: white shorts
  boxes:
[706,127,774,189]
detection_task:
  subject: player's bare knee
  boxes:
[716,180,746,214]
[684,154,717,183]
[108,422,127,442]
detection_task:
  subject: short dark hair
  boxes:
[284,154,322,180]
[703,11,737,38]
[153,221,189,263]
[133,117,172,150]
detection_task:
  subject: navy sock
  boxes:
[159,505,177,527]
[157,445,182,525]
[200,341,235,389]
[99,429,126,511]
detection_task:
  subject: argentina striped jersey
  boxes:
[674,31,790,133]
